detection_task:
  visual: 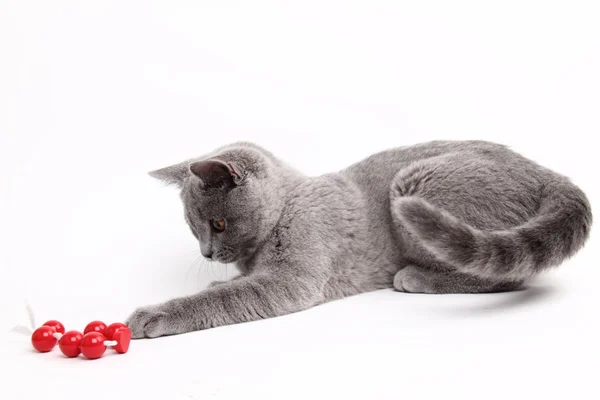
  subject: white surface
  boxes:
[1,1,599,399]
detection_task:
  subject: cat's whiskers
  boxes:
[183,249,235,291]
[197,257,208,290]
[210,260,216,280]
[184,253,203,291]
[200,257,213,290]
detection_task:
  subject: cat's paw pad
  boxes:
[393,266,432,293]
[125,305,171,339]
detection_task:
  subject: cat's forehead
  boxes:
[182,183,225,216]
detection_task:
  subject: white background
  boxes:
[1,1,599,399]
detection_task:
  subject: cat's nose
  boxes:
[202,250,213,260]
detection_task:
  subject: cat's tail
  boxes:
[395,179,593,281]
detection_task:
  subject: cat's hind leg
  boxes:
[388,153,532,293]
[393,265,524,294]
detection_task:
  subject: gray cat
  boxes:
[126,140,592,338]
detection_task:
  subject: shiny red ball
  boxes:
[83,321,107,336]
[43,320,65,335]
[80,332,107,360]
[31,326,58,352]
[58,330,83,358]
[104,322,127,340]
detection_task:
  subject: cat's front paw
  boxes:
[125,304,173,339]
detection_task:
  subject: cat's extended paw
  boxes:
[125,305,173,339]
[393,265,433,294]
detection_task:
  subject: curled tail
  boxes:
[395,179,593,281]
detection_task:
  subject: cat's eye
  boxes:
[211,217,226,232]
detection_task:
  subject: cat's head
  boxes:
[148,143,287,264]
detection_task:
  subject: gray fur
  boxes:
[126,140,592,338]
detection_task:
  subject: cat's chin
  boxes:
[214,254,238,264]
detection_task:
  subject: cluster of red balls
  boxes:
[31,320,131,360]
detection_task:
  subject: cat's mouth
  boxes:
[212,243,254,264]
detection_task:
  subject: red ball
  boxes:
[104,322,127,340]
[58,330,83,358]
[31,326,58,352]
[80,332,107,360]
[43,320,65,335]
[83,321,107,336]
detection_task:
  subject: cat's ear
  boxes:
[148,161,190,187]
[189,159,244,189]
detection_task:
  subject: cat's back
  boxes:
[341,140,507,195]
[345,140,507,174]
